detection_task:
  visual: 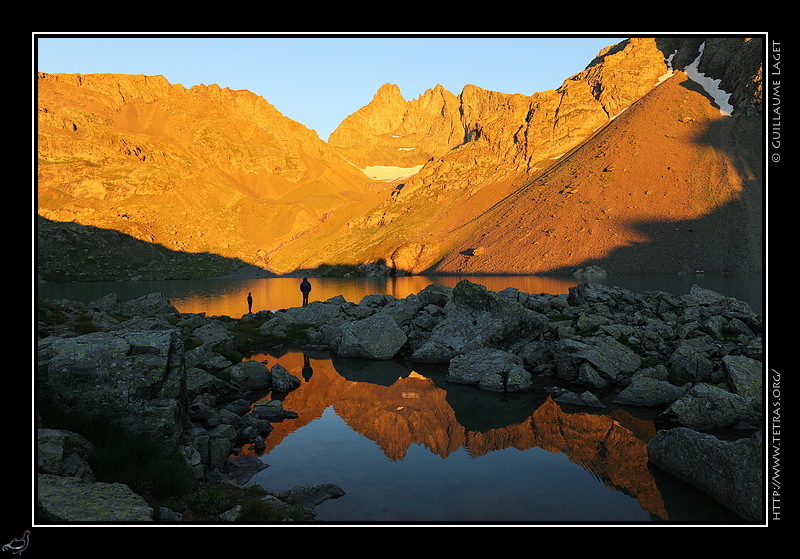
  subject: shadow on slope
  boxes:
[548,79,763,276]
[544,197,759,276]
[36,216,274,282]
[428,73,763,278]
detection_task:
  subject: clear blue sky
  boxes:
[35,33,628,140]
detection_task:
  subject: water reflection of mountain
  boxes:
[245,350,672,518]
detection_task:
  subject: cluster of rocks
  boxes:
[36,292,343,522]
[261,279,764,521]
[36,279,764,522]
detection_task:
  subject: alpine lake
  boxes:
[37,273,764,524]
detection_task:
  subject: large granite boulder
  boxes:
[224,359,272,392]
[331,313,408,360]
[659,383,756,430]
[270,363,302,393]
[37,428,96,482]
[648,428,762,522]
[37,474,154,522]
[552,335,642,384]
[722,354,763,407]
[411,280,549,363]
[613,376,689,407]
[448,348,531,392]
[41,329,187,449]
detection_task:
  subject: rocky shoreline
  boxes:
[36,280,764,523]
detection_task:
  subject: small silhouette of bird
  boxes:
[2,531,29,555]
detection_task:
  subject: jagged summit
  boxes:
[36,37,763,281]
[328,82,463,179]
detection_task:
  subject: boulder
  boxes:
[43,329,187,448]
[194,423,238,471]
[648,428,762,521]
[613,376,688,407]
[567,282,636,307]
[185,342,233,373]
[375,293,424,328]
[332,313,408,360]
[279,484,346,518]
[37,428,96,482]
[688,285,729,306]
[572,265,608,281]
[270,363,302,393]
[448,348,531,392]
[284,300,349,329]
[224,454,269,485]
[552,335,641,384]
[252,399,298,421]
[411,280,549,362]
[186,367,243,402]
[553,390,606,408]
[225,359,271,392]
[37,474,154,522]
[722,354,763,407]
[258,311,303,340]
[576,362,609,390]
[668,338,716,384]
[191,321,237,352]
[416,283,453,307]
[660,383,754,430]
[122,292,181,318]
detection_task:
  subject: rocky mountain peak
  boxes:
[328,81,463,175]
[36,37,764,281]
[292,36,763,276]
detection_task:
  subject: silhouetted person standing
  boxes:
[247,292,253,314]
[300,278,312,307]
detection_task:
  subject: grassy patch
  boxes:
[39,406,194,501]
[164,483,311,522]
[73,313,101,334]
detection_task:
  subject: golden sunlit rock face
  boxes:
[36,37,763,281]
[37,72,379,275]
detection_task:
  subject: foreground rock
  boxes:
[36,293,343,522]
[38,474,154,522]
[448,348,531,392]
[647,428,762,521]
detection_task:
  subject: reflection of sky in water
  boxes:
[242,351,742,524]
[250,406,650,523]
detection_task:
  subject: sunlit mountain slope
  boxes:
[36,37,763,281]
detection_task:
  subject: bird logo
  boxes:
[2,531,29,555]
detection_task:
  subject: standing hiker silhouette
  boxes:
[247,292,253,314]
[300,278,312,307]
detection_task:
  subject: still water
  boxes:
[37,274,762,524]
[36,273,763,317]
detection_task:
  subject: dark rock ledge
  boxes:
[36,280,763,522]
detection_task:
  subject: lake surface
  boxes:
[36,273,763,316]
[37,274,763,524]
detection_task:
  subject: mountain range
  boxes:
[36,36,764,282]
